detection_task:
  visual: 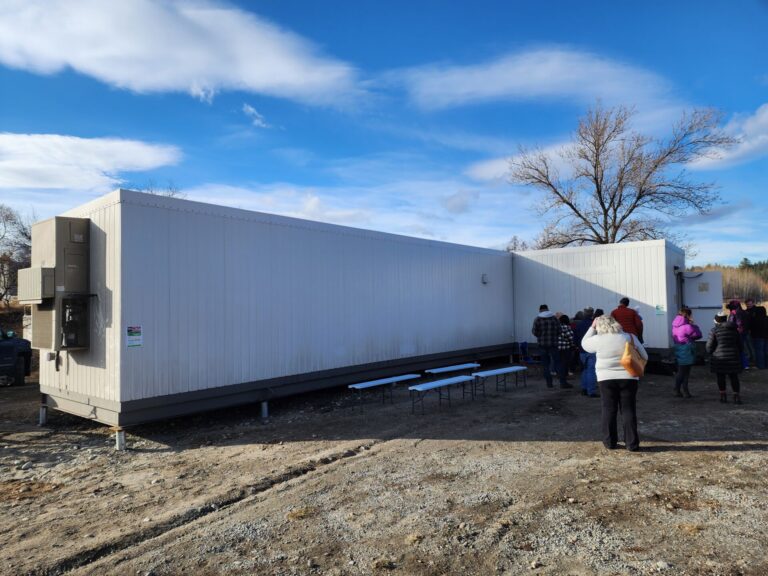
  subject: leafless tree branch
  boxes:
[509,104,738,248]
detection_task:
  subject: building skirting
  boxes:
[42,343,514,427]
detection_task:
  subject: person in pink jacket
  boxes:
[671,307,702,398]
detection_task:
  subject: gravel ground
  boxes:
[1,365,767,575]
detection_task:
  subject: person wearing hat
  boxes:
[743,298,760,367]
[532,304,561,388]
[725,299,749,369]
[706,311,744,404]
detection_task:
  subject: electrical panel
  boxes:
[18,217,91,351]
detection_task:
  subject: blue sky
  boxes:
[1,0,767,265]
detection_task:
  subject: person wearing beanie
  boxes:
[726,299,750,369]
[706,311,744,404]
[532,304,560,388]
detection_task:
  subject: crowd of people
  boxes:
[530,296,767,453]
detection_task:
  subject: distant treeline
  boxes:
[690,259,768,303]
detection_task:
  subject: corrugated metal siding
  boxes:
[39,193,122,402]
[119,193,514,402]
[512,240,681,349]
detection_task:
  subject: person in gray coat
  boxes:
[706,312,744,404]
[582,315,648,452]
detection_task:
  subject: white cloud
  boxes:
[325,152,449,185]
[151,175,768,267]
[242,103,270,128]
[442,189,479,214]
[271,148,314,167]
[367,121,520,155]
[0,0,358,105]
[183,169,534,249]
[183,183,373,227]
[464,157,511,182]
[0,133,181,190]
[394,47,671,111]
[465,142,573,182]
[687,238,768,267]
[690,103,768,170]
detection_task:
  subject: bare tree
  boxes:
[0,253,20,307]
[0,204,32,307]
[0,204,16,246]
[505,235,531,252]
[510,104,737,248]
[128,179,186,199]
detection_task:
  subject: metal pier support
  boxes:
[113,427,126,451]
[260,401,269,421]
[38,401,48,427]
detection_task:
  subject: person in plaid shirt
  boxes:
[557,314,575,389]
[532,304,560,388]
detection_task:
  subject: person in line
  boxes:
[671,307,702,398]
[749,303,768,369]
[707,311,744,404]
[532,304,561,388]
[726,299,750,370]
[556,314,575,389]
[582,315,648,452]
[611,297,644,342]
[743,299,760,367]
[574,307,599,397]
[570,311,584,373]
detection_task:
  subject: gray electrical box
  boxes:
[18,217,91,351]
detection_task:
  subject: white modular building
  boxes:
[20,190,516,426]
[19,190,722,429]
[511,241,722,355]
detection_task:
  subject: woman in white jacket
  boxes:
[582,315,648,452]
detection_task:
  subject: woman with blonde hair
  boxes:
[582,315,648,451]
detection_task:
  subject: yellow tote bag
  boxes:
[621,335,646,377]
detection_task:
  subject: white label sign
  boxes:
[127,326,143,347]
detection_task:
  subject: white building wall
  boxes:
[118,191,514,402]
[512,240,684,349]
[39,192,122,402]
[665,245,687,331]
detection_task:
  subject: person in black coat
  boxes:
[706,312,744,404]
[746,301,768,369]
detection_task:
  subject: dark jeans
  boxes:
[539,345,557,386]
[674,364,693,394]
[579,352,597,395]
[599,379,639,451]
[740,334,751,368]
[716,373,740,393]
[753,337,766,369]
[557,349,572,386]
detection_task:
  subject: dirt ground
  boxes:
[1,363,768,576]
